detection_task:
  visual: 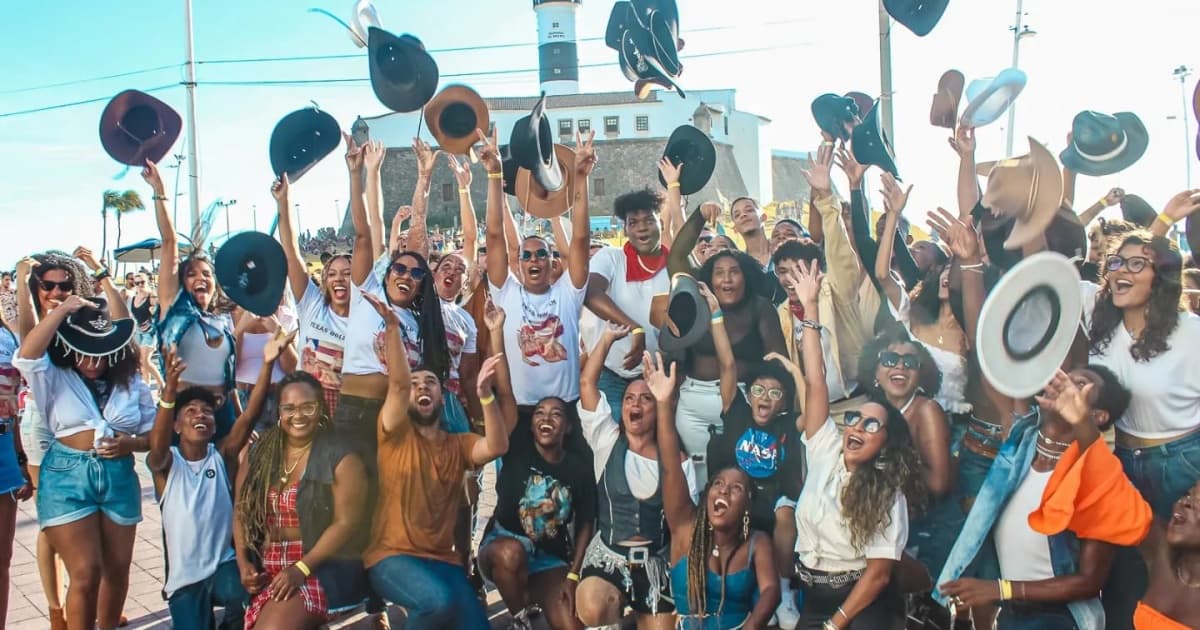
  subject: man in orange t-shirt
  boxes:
[358,293,515,629]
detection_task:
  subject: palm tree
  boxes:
[100,190,145,266]
[113,190,145,254]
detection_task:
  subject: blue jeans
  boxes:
[597,368,633,421]
[167,559,245,630]
[996,604,1078,629]
[1115,429,1200,519]
[369,554,489,630]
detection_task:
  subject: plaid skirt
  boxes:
[244,540,330,627]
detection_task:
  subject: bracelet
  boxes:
[963,267,984,274]
[458,187,469,194]
[92,268,111,281]
[800,319,824,331]
[999,578,1013,601]
[836,606,847,621]
[567,571,580,582]
[152,194,168,202]
[1157,212,1176,226]
[294,560,312,577]
[630,327,645,335]
[479,393,496,406]
[487,172,503,180]
[822,621,839,630]
[1097,197,1109,208]
[710,309,724,321]
[959,262,984,270]
[159,400,176,409]
[666,182,680,190]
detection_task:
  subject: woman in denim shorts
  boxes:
[15,293,155,630]
[0,321,34,628]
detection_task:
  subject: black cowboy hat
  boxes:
[367,28,439,113]
[658,125,715,195]
[883,0,950,37]
[1120,194,1157,228]
[630,0,682,71]
[657,273,711,353]
[500,145,519,196]
[1060,111,1149,177]
[215,232,287,317]
[606,1,640,50]
[811,94,859,142]
[618,26,685,98]
[269,107,341,182]
[509,94,564,193]
[852,100,899,178]
[99,90,182,166]
[424,85,489,155]
[55,297,136,361]
[1188,214,1200,264]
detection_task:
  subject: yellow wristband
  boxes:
[567,572,580,582]
[458,187,469,194]
[631,327,645,335]
[1098,197,1108,208]
[487,172,503,180]
[479,393,496,406]
[159,400,176,409]
[1157,212,1176,226]
[999,579,1013,601]
[667,182,680,190]
[294,560,311,577]
[711,316,724,325]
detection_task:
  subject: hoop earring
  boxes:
[874,456,887,471]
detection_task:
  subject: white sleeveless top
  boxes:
[888,293,971,414]
[159,444,235,597]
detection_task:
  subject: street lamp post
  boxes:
[295,203,303,239]
[216,199,238,239]
[1174,65,1193,188]
[334,199,341,234]
[252,204,258,232]
[1006,0,1036,156]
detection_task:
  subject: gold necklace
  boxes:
[279,443,312,484]
[1176,563,1200,589]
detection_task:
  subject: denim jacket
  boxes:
[156,290,236,392]
[934,408,1104,630]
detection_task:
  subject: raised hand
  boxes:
[1034,369,1094,427]
[799,141,835,197]
[141,159,165,194]
[361,292,399,327]
[926,207,980,262]
[263,328,298,363]
[161,345,186,398]
[271,174,290,203]
[657,156,682,188]
[57,295,97,314]
[413,137,438,178]
[1162,189,1200,222]
[1102,187,1125,207]
[447,154,473,188]
[72,246,102,272]
[15,257,39,279]
[834,143,868,189]
[948,125,975,158]
[482,298,505,331]
[574,129,598,177]
[364,139,386,171]
[602,321,631,342]
[475,353,506,397]
[342,132,364,172]
[475,127,502,173]
[641,351,677,402]
[697,281,720,313]
[880,172,913,216]
[791,260,824,307]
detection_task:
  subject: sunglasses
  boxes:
[1105,255,1152,274]
[520,248,550,262]
[698,235,715,244]
[843,411,884,434]
[879,350,920,370]
[279,402,321,418]
[749,383,784,401]
[389,262,427,281]
[135,281,146,287]
[39,279,75,293]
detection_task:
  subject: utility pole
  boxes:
[217,199,238,239]
[877,1,895,145]
[252,204,258,232]
[1006,0,1036,156]
[1174,65,1193,188]
[295,203,303,240]
[167,151,185,228]
[183,0,202,230]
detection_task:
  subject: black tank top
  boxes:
[130,295,153,325]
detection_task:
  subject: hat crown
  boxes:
[118,105,163,142]
[67,299,113,334]
[1072,111,1125,154]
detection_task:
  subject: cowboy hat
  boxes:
[930,70,965,129]
[269,107,341,183]
[632,0,682,77]
[515,144,576,219]
[509,94,565,193]
[367,28,439,113]
[215,232,288,317]
[348,0,381,47]
[99,90,182,166]
[619,27,685,98]
[657,273,711,353]
[54,297,136,362]
[1044,206,1087,260]
[883,0,949,37]
[811,94,859,142]
[976,252,1083,398]
[424,85,489,155]
[1059,111,1148,177]
[978,137,1063,250]
[1188,214,1200,262]
[960,68,1027,128]
[500,145,519,196]
[1119,194,1156,228]
[658,125,716,195]
[852,100,899,178]
[607,2,639,50]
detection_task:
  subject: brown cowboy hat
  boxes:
[515,144,576,219]
[99,90,182,166]
[930,70,964,129]
[423,85,489,155]
[978,137,1063,250]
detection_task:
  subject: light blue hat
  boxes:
[960,68,1028,128]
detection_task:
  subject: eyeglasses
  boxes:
[843,411,883,434]
[39,279,75,293]
[879,350,920,370]
[749,384,784,401]
[279,402,320,418]
[1105,255,1152,274]
[389,262,427,281]
[520,248,550,261]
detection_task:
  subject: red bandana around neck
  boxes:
[624,242,669,282]
[788,300,806,321]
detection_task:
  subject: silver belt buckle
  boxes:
[628,547,649,566]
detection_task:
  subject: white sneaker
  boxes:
[775,589,801,629]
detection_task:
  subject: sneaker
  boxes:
[508,607,533,630]
[776,589,801,629]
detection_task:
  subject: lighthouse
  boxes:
[533,0,582,95]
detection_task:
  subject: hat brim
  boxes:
[811,94,857,143]
[269,108,341,182]
[852,102,899,178]
[215,232,288,317]
[929,70,965,129]
[987,139,1063,250]
[1059,112,1149,177]
[56,319,137,360]
[606,1,638,50]
[619,29,684,95]
[960,70,1027,128]
[657,273,712,353]
[367,28,440,113]
[99,90,183,167]
[977,253,1082,397]
[658,125,715,195]
[424,85,490,155]
[884,0,949,36]
[515,144,576,219]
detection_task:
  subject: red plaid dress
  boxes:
[244,482,331,628]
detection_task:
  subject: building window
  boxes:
[558,119,573,136]
[604,116,619,134]
[578,119,591,134]
[636,115,649,132]
[593,178,605,197]
[441,183,454,202]
[724,116,729,135]
[552,21,559,27]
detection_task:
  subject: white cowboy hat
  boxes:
[309,0,381,49]
[960,68,1027,128]
[977,252,1082,398]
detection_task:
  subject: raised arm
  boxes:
[147,346,186,480]
[1152,189,1200,238]
[470,353,512,465]
[272,175,311,302]
[363,140,387,259]
[874,173,913,309]
[581,323,630,411]
[405,138,438,260]
[15,257,39,339]
[657,157,684,247]
[220,329,296,461]
[645,352,695,536]
[1061,136,1078,209]
[1077,188,1123,227]
[927,209,982,350]
[501,195,522,278]
[785,260,829,438]
[483,301,518,427]
[142,160,179,311]
[364,293,412,437]
[343,133,372,285]
[699,283,738,411]
[18,294,90,360]
[667,204,706,277]
[949,126,980,220]
[72,247,130,320]
[804,142,860,302]
[567,130,596,290]
[448,154,478,264]
[387,205,412,256]
[476,128,510,288]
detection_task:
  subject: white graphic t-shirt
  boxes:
[296,280,350,394]
[341,275,421,376]
[490,272,586,405]
[440,299,478,394]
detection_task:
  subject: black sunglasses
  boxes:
[879,350,920,370]
[1105,254,1152,274]
[389,262,427,281]
[698,235,714,244]
[520,248,550,262]
[843,411,883,434]
[39,279,75,293]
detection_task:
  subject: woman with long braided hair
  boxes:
[233,372,369,628]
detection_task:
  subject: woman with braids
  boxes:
[792,259,927,630]
[233,371,369,629]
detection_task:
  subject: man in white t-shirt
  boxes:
[584,187,670,418]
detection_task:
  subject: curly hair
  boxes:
[840,398,928,552]
[614,187,664,222]
[386,251,451,381]
[236,372,330,553]
[1088,232,1183,362]
[687,467,754,621]
[29,251,94,316]
[698,249,769,306]
[856,327,942,399]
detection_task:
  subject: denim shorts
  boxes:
[1116,429,1200,520]
[481,521,568,575]
[36,441,142,529]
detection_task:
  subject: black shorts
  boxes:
[580,561,675,615]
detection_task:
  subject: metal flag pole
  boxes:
[877,0,895,146]
[183,0,202,232]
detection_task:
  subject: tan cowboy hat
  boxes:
[424,85,490,155]
[929,70,964,129]
[515,144,576,219]
[977,137,1063,250]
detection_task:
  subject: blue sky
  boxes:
[2,0,1198,271]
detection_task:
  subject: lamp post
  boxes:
[1005,0,1036,156]
[1173,65,1193,188]
[295,203,303,239]
[216,199,238,239]
[166,152,185,229]
[252,204,258,231]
